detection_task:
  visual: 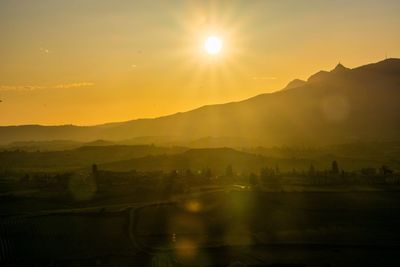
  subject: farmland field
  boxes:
[2,190,400,266]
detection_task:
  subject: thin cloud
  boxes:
[0,82,94,91]
[0,85,45,91]
[53,82,95,89]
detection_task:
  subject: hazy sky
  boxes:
[0,0,399,125]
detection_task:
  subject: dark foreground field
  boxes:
[1,190,400,266]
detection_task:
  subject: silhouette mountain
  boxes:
[331,62,350,73]
[1,59,400,146]
[282,79,307,91]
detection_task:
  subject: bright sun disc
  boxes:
[204,36,222,55]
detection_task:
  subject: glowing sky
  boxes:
[0,0,399,125]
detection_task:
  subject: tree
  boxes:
[308,164,315,176]
[169,169,178,179]
[162,170,179,196]
[91,164,99,185]
[331,160,339,175]
[249,173,258,187]
[381,165,393,176]
[260,167,269,179]
[226,165,233,177]
[91,164,98,176]
[204,168,212,179]
[275,165,280,175]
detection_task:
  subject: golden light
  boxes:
[204,36,223,55]
[185,200,202,212]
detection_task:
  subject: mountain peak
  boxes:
[331,62,349,73]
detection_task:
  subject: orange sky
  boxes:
[0,0,399,125]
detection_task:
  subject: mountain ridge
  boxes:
[1,58,400,146]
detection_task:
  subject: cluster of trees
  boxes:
[0,160,398,196]
[254,161,399,186]
[90,160,399,192]
[0,171,72,188]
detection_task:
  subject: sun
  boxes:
[204,36,223,55]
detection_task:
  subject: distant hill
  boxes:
[0,145,187,171]
[100,147,271,173]
[0,139,118,152]
[99,146,396,173]
[0,140,83,151]
[1,58,400,146]
[0,143,398,173]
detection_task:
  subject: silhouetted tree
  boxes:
[275,165,280,175]
[92,164,98,176]
[249,173,258,187]
[361,168,376,176]
[226,165,233,177]
[169,169,178,179]
[308,164,316,176]
[381,165,393,176]
[91,164,99,186]
[331,160,339,175]
[260,167,269,179]
[204,168,212,179]
[162,170,179,196]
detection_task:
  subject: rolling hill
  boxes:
[0,145,187,171]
